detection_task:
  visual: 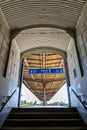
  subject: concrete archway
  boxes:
[18,46,70,107]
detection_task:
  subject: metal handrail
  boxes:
[71,89,87,111]
[0,90,16,112]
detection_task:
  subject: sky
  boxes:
[47,83,68,104]
[21,83,41,104]
[20,83,68,105]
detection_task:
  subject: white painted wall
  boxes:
[6,39,20,87]
[0,75,19,107]
[0,9,20,109]
[67,38,81,85]
[75,2,87,102]
[0,10,10,75]
[77,20,87,75]
[68,1,87,106]
[68,2,87,124]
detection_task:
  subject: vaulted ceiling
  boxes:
[15,28,71,53]
[0,0,86,102]
[0,0,86,30]
[0,0,86,53]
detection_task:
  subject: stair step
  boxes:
[1,126,87,130]
[3,119,85,127]
[8,112,80,119]
[1,107,87,129]
[7,118,81,121]
[9,112,78,114]
[11,107,78,113]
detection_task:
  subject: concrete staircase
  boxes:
[1,107,87,130]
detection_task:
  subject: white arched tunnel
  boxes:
[14,27,73,105]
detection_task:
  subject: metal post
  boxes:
[42,53,47,106]
[18,59,24,107]
[64,58,71,107]
[43,82,47,106]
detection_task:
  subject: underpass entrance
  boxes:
[19,52,69,107]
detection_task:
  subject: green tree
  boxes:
[33,101,37,105]
[24,100,26,104]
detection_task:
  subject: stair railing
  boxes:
[0,90,16,112]
[71,89,87,111]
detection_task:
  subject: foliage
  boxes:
[20,100,68,106]
[20,100,38,106]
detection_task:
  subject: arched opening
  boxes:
[0,0,87,128]
[11,27,72,107]
[4,26,73,108]
[19,47,70,107]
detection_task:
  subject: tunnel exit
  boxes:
[19,53,70,107]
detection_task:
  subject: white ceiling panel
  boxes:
[15,28,71,52]
[0,0,86,29]
[0,0,86,52]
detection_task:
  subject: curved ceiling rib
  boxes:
[0,0,86,53]
[15,27,71,53]
[15,28,71,52]
[0,0,86,102]
[0,0,86,30]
